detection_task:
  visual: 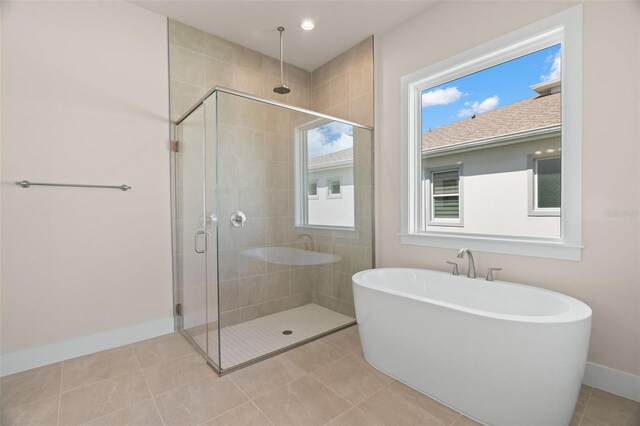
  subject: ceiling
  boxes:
[132,1,437,71]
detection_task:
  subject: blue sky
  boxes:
[307,122,353,159]
[421,44,561,133]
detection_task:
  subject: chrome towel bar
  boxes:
[15,180,131,191]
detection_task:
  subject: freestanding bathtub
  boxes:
[353,268,592,426]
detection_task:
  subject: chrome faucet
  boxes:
[457,248,476,278]
[299,233,315,251]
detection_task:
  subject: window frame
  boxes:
[528,153,561,217]
[307,179,319,199]
[293,118,356,232]
[424,165,464,227]
[400,5,583,261]
[327,177,343,199]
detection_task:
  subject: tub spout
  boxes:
[457,248,476,279]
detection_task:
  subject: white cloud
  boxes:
[307,124,353,158]
[422,87,463,107]
[457,95,500,118]
[541,50,561,81]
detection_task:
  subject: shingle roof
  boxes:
[422,92,561,150]
[309,147,353,166]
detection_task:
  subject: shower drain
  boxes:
[282,330,293,335]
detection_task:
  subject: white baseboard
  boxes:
[584,361,640,402]
[0,317,175,377]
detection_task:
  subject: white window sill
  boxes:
[400,232,582,261]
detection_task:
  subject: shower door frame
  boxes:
[171,86,375,375]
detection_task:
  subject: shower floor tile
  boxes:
[194,304,354,370]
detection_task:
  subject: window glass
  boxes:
[420,43,562,237]
[536,157,561,208]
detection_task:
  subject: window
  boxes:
[308,180,318,198]
[535,157,561,209]
[400,6,582,260]
[528,155,561,216]
[327,178,342,198]
[426,168,462,225]
[295,120,355,229]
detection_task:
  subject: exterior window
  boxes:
[295,120,355,229]
[328,178,342,198]
[534,156,561,211]
[432,170,460,220]
[400,6,582,260]
[308,180,318,198]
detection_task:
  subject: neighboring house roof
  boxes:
[422,91,561,151]
[309,147,353,167]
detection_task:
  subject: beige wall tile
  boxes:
[205,57,237,90]
[351,91,374,128]
[204,33,239,64]
[236,67,264,97]
[239,275,267,307]
[330,72,351,106]
[170,45,205,87]
[267,270,290,300]
[219,279,240,312]
[169,19,204,53]
[170,80,204,119]
[288,64,310,88]
[313,82,331,112]
[237,46,263,71]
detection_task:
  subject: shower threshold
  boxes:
[189,303,355,373]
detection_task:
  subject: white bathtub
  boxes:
[353,268,592,426]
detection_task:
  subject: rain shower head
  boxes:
[273,26,291,95]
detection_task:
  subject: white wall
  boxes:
[423,138,561,237]
[0,1,173,374]
[308,165,355,228]
[376,0,640,384]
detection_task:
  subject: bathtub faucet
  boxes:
[457,248,476,279]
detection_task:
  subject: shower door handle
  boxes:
[194,230,208,253]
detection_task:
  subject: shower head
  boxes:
[273,26,291,95]
[273,84,291,94]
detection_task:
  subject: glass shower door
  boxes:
[175,100,220,369]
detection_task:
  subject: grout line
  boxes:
[226,375,275,426]
[132,344,166,426]
[56,361,64,426]
[577,386,594,426]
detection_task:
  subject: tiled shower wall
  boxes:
[168,19,311,122]
[169,19,314,327]
[308,37,375,317]
[169,19,374,323]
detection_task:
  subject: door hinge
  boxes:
[175,303,182,316]
[171,140,180,153]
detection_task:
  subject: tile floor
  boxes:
[189,304,354,369]
[1,326,639,426]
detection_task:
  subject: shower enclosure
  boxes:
[172,87,373,373]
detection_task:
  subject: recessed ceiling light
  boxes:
[301,19,315,31]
